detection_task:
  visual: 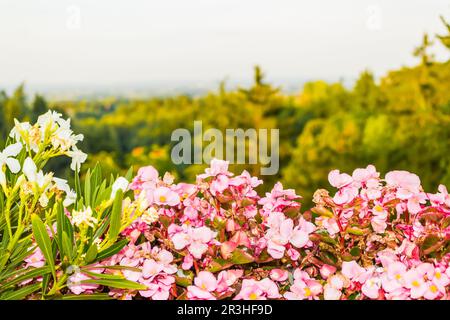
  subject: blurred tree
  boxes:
[31,94,48,122]
[0,90,8,140]
[4,84,27,133]
[437,16,450,50]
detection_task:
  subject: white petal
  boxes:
[111,177,129,199]
[3,142,22,157]
[53,177,69,192]
[0,171,5,185]
[5,157,21,173]
[63,190,77,207]
[23,157,37,182]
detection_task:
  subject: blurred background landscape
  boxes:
[1,1,450,207]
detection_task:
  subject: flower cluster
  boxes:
[75,160,450,300]
[5,112,450,300]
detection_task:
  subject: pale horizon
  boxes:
[1,0,449,95]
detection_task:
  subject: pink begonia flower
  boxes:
[270,269,289,282]
[216,270,243,293]
[404,269,427,299]
[198,158,232,179]
[139,275,175,300]
[229,170,263,189]
[194,271,218,292]
[68,272,99,295]
[341,261,368,283]
[285,248,298,260]
[361,277,381,299]
[352,165,382,200]
[323,284,342,300]
[352,165,379,184]
[328,274,346,290]
[170,225,217,259]
[142,259,164,279]
[182,254,194,270]
[320,264,337,280]
[380,261,406,293]
[234,279,281,300]
[371,204,388,233]
[265,212,315,259]
[173,182,197,200]
[153,186,180,206]
[258,182,301,217]
[328,169,358,204]
[284,268,323,300]
[406,192,427,214]
[385,170,421,196]
[121,220,149,243]
[187,271,220,300]
[428,184,450,207]
[129,165,159,191]
[429,268,450,291]
[284,278,323,300]
[210,174,230,194]
[328,170,353,188]
[24,248,45,268]
[187,285,216,300]
[105,242,177,300]
[423,282,441,300]
[230,231,251,248]
[385,170,426,214]
[315,216,340,236]
[396,239,420,259]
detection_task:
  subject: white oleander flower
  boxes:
[53,177,77,207]
[72,207,97,228]
[0,142,22,185]
[111,176,129,199]
[37,110,64,135]
[141,207,159,225]
[23,157,53,207]
[9,120,31,141]
[67,147,88,171]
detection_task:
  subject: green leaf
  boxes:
[74,170,82,209]
[82,265,141,272]
[0,283,41,300]
[107,189,123,243]
[84,169,91,207]
[95,238,129,262]
[62,231,73,262]
[80,278,147,290]
[59,293,113,300]
[350,247,361,257]
[41,273,51,296]
[85,244,98,264]
[31,215,56,279]
[230,248,254,265]
[83,271,126,280]
[125,167,134,181]
[0,267,51,291]
[175,276,192,287]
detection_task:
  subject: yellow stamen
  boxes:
[159,196,166,202]
[374,205,383,212]
[430,285,438,293]
[412,280,420,287]
[249,293,258,300]
[304,287,312,297]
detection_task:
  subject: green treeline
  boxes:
[1,19,450,207]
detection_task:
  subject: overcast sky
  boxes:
[0,0,449,91]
